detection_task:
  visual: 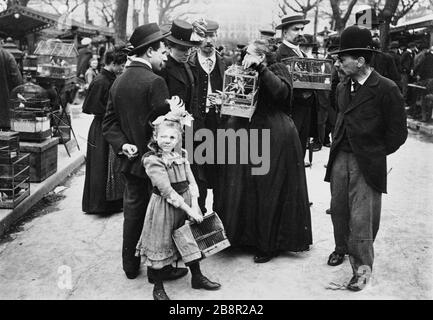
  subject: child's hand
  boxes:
[188,207,203,224]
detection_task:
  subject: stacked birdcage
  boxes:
[0,132,30,209]
[172,212,231,265]
[34,40,78,79]
[220,65,258,120]
[282,57,333,90]
[9,80,52,142]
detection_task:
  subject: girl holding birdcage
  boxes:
[135,100,221,300]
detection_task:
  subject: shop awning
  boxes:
[0,5,114,39]
[391,15,433,33]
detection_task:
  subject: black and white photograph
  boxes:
[0,0,432,305]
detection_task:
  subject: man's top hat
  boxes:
[331,25,377,54]
[389,41,399,49]
[355,8,384,28]
[276,14,310,30]
[260,29,276,37]
[166,19,202,47]
[129,23,170,55]
[204,20,219,34]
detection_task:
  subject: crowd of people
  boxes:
[0,6,412,299]
[76,9,410,300]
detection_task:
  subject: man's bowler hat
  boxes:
[129,23,170,55]
[166,20,202,47]
[276,15,310,30]
[331,25,377,54]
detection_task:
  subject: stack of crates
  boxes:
[0,132,30,209]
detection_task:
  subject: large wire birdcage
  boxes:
[282,57,333,90]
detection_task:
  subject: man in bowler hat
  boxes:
[275,14,315,160]
[354,8,401,86]
[325,25,407,291]
[102,23,187,282]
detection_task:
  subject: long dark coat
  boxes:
[0,48,23,129]
[325,70,408,194]
[82,69,123,213]
[221,63,312,254]
[157,55,196,113]
[371,51,401,84]
[102,61,170,179]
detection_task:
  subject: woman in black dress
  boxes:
[82,48,127,214]
[239,40,312,262]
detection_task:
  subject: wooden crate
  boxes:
[19,137,59,182]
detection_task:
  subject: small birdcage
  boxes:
[34,40,78,79]
[172,212,231,265]
[282,57,333,90]
[0,153,30,209]
[221,65,258,120]
[0,131,20,164]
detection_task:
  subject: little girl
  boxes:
[136,106,221,300]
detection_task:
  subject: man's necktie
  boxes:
[206,58,214,74]
[350,81,361,101]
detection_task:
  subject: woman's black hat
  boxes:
[166,19,202,47]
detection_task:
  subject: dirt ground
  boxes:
[0,132,432,300]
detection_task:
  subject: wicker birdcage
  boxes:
[172,212,231,264]
[221,65,258,120]
[282,57,333,90]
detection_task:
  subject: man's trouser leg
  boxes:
[331,152,382,274]
[122,173,151,274]
[330,151,350,255]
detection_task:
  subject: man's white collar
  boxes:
[130,56,152,69]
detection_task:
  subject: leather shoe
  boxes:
[347,274,368,292]
[148,265,188,283]
[125,270,139,280]
[327,251,345,266]
[153,287,170,300]
[191,275,221,290]
[254,252,275,263]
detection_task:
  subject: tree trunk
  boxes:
[143,0,150,24]
[115,0,129,41]
[132,0,139,29]
[380,0,400,50]
[84,0,91,24]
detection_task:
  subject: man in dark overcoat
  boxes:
[0,46,23,130]
[188,20,226,213]
[102,24,187,282]
[324,26,408,291]
[275,14,316,158]
[400,42,417,101]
